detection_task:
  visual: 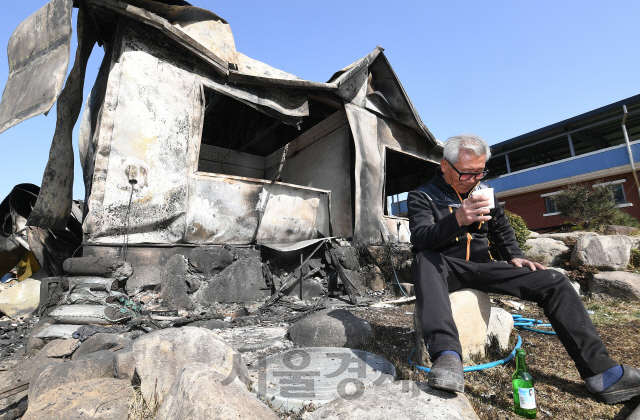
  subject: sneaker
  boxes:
[594,365,640,404]
[428,353,464,393]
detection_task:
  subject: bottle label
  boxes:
[518,388,536,409]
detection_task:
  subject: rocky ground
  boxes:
[347,295,640,420]
[1,285,639,419]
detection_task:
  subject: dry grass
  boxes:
[352,297,640,420]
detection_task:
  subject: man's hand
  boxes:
[455,194,492,227]
[509,258,547,271]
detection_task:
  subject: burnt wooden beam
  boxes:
[236,120,281,153]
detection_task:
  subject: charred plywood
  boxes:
[278,124,352,238]
[0,0,73,133]
[85,20,198,243]
[186,174,330,245]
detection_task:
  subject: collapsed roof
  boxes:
[0,0,440,239]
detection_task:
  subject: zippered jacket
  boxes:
[407,169,525,263]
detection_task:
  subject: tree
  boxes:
[554,182,618,229]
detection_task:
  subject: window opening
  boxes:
[544,197,558,214]
[610,184,627,205]
[384,148,437,217]
[197,88,336,179]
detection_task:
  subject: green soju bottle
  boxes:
[512,348,536,418]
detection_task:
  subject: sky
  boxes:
[1,1,639,200]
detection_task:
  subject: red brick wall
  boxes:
[498,172,640,230]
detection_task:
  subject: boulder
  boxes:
[72,333,132,360]
[28,351,115,401]
[44,338,80,358]
[332,246,360,271]
[413,289,491,365]
[288,309,373,348]
[113,341,136,381]
[571,235,632,270]
[604,225,638,235]
[156,362,279,420]
[589,271,640,301]
[160,254,200,310]
[217,325,293,366]
[26,317,55,356]
[0,279,40,318]
[22,378,133,420]
[302,380,479,420]
[363,265,385,291]
[188,246,234,276]
[391,282,414,298]
[188,318,229,330]
[195,258,269,304]
[399,260,412,283]
[486,307,514,350]
[234,246,261,260]
[366,245,413,283]
[63,257,133,278]
[124,265,163,293]
[538,231,598,241]
[131,326,250,403]
[17,342,67,382]
[524,238,569,267]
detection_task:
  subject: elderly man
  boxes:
[407,134,640,404]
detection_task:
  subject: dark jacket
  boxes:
[407,169,524,263]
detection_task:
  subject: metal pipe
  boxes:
[505,153,511,174]
[567,134,575,157]
[622,105,640,198]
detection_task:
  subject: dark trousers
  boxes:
[412,249,618,378]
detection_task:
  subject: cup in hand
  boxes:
[470,188,495,209]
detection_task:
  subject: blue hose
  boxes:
[409,334,522,373]
[512,314,556,335]
[408,313,556,372]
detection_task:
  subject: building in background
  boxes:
[487,94,640,230]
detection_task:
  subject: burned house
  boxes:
[0,0,441,291]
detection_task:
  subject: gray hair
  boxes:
[443,134,491,164]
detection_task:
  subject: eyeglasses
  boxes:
[444,158,489,181]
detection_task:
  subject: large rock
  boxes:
[524,238,569,267]
[217,325,293,366]
[0,279,40,318]
[72,333,131,360]
[486,307,514,350]
[362,265,385,291]
[589,271,640,300]
[288,309,373,348]
[195,258,269,304]
[538,231,598,241]
[570,235,632,270]
[28,351,115,401]
[156,362,279,420]
[604,225,638,235]
[366,245,413,283]
[44,338,80,358]
[160,254,200,310]
[188,246,234,276]
[26,317,55,356]
[302,380,479,420]
[413,289,491,365]
[131,326,250,403]
[332,246,360,271]
[21,378,133,420]
[63,257,133,278]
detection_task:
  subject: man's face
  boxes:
[440,150,487,194]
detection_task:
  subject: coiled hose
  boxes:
[408,314,556,372]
